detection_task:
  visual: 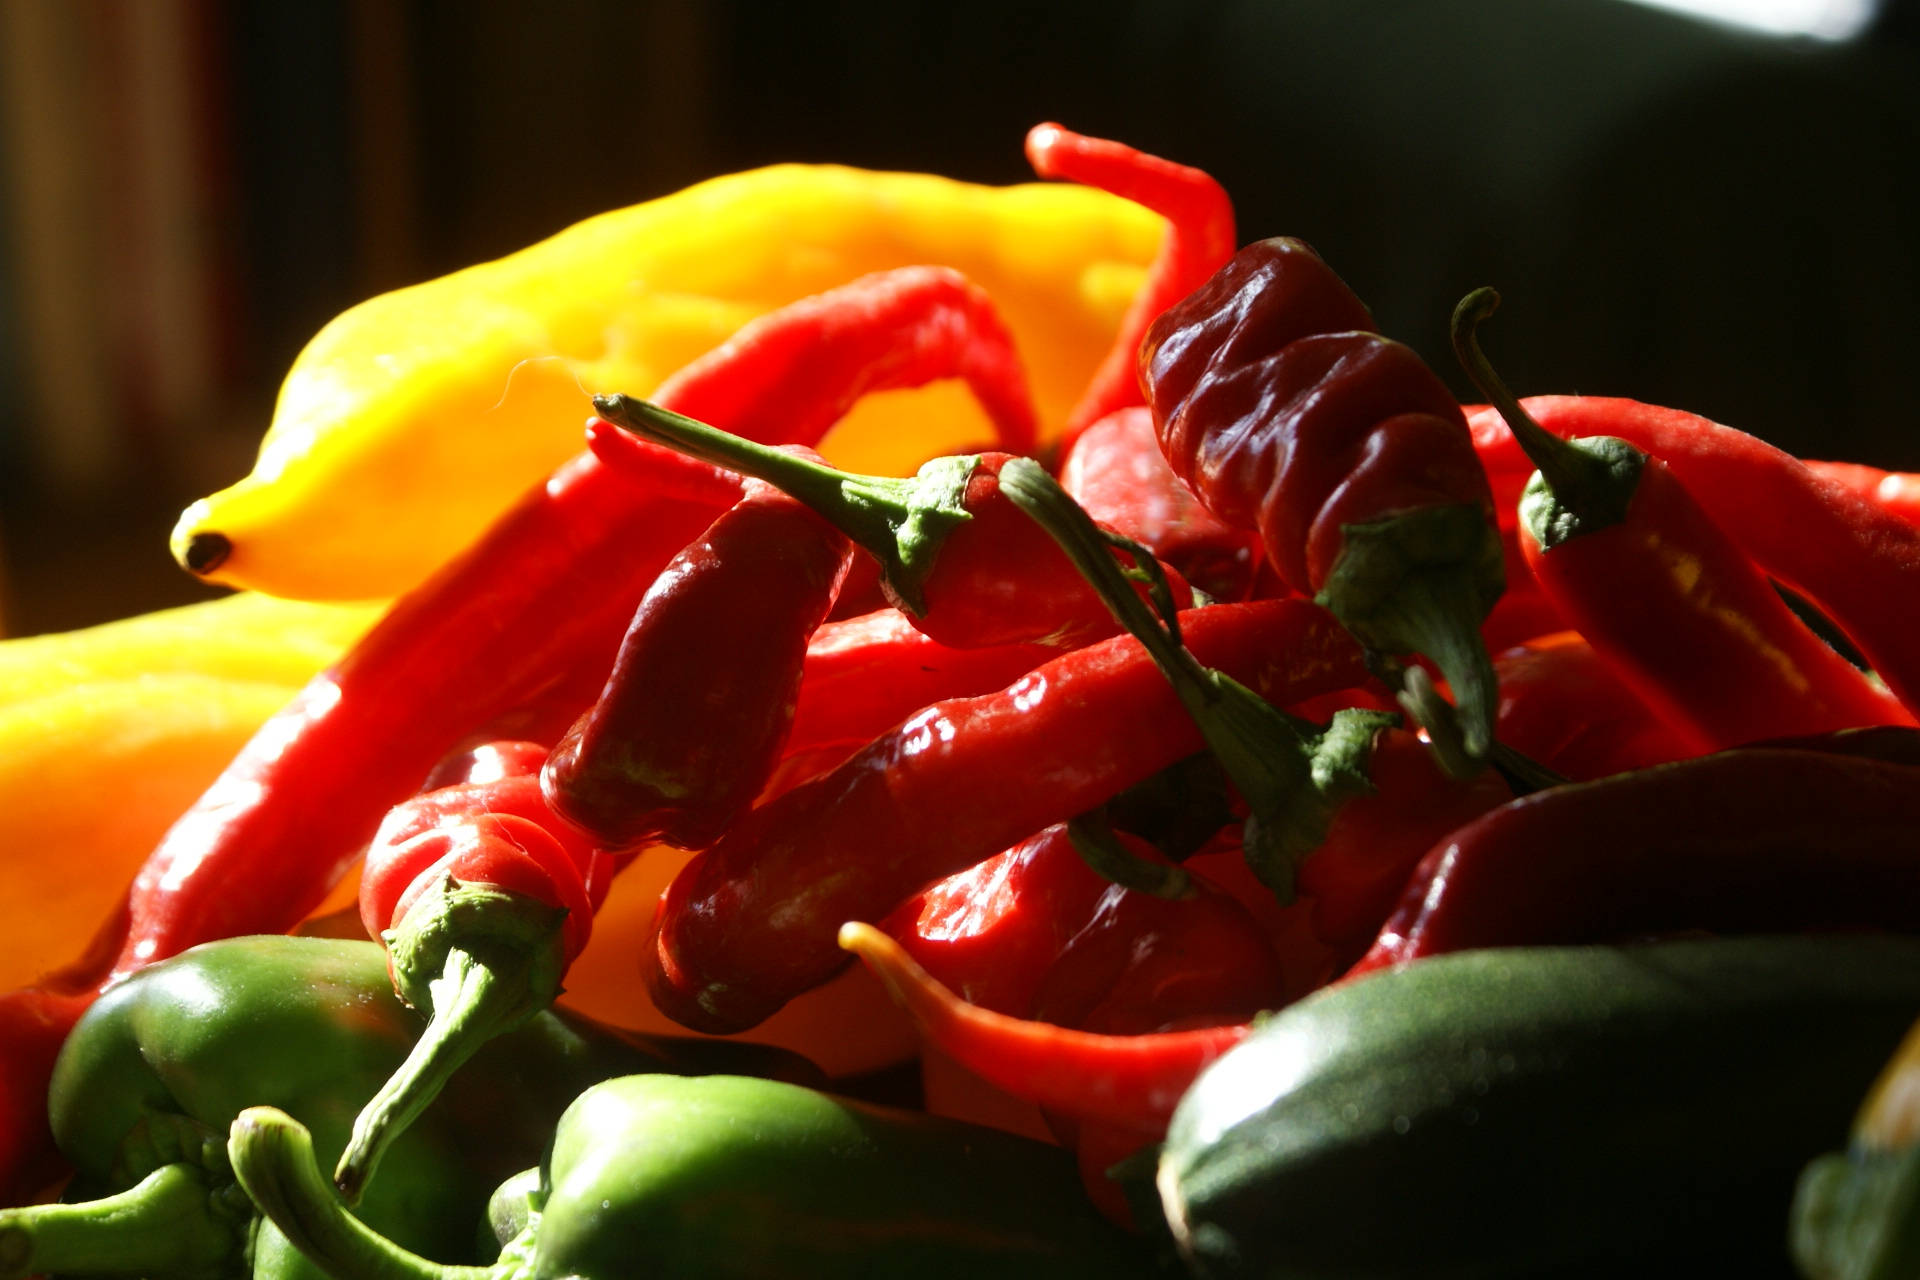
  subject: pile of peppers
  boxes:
[2,120,1918,1279]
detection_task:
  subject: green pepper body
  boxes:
[1161,935,1920,1279]
[229,1075,1168,1280]
[21,935,818,1278]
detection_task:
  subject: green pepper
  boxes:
[0,936,820,1279]
[231,1074,1169,1280]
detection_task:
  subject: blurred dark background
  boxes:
[0,0,1914,637]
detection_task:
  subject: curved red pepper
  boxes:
[1468,396,1920,717]
[1023,123,1236,449]
[543,467,854,849]
[1349,749,1920,978]
[1141,239,1505,766]
[841,921,1246,1138]
[1061,407,1263,602]
[646,598,1367,1034]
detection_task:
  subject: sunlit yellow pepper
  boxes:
[174,165,1161,602]
[0,593,385,992]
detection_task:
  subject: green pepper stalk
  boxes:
[998,457,1400,902]
[595,394,1190,651]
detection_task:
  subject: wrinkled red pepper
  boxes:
[543,462,854,850]
[1023,124,1236,449]
[1141,238,1505,769]
[1349,748,1920,977]
[646,598,1367,1034]
[1061,407,1263,602]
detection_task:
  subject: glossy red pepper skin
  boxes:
[1520,456,1914,751]
[1349,749,1920,977]
[1061,407,1263,602]
[1294,728,1511,961]
[1024,124,1236,448]
[785,609,1055,763]
[1490,634,1694,782]
[646,598,1367,1034]
[1806,460,1920,527]
[1469,397,1920,716]
[543,473,854,849]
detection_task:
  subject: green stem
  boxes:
[335,880,567,1205]
[1000,459,1396,902]
[1067,809,1196,900]
[0,1163,243,1280]
[230,1109,493,1280]
[1450,288,1643,540]
[594,393,976,615]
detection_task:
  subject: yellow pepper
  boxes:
[174,164,1161,602]
[0,593,385,993]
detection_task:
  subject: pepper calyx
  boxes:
[593,393,976,615]
[1067,808,1197,900]
[1517,438,1647,549]
[335,879,567,1205]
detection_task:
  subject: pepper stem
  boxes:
[0,1163,243,1280]
[230,1109,492,1280]
[334,879,567,1205]
[1000,459,1396,901]
[1066,809,1196,901]
[594,393,976,615]
[1450,288,1645,544]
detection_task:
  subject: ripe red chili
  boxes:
[1490,633,1694,782]
[645,598,1367,1034]
[1141,238,1505,766]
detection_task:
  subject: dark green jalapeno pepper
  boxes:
[0,936,820,1280]
[231,1074,1169,1280]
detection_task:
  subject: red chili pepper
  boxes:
[1805,461,1920,527]
[1294,727,1511,962]
[1454,291,1914,750]
[1140,238,1506,770]
[1490,633,1694,781]
[0,267,1035,1201]
[597,397,1196,650]
[840,921,1246,1138]
[542,465,855,850]
[336,766,609,1201]
[418,738,551,793]
[1061,406,1264,602]
[646,598,1367,1034]
[1467,396,1920,718]
[1022,123,1236,450]
[1348,748,1920,978]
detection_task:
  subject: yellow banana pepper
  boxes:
[174,164,1160,601]
[0,594,385,992]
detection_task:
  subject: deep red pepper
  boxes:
[1490,633,1694,781]
[1141,238,1506,769]
[1805,461,1920,527]
[1348,749,1920,978]
[1454,293,1914,750]
[542,466,855,849]
[645,598,1367,1034]
[1060,406,1263,602]
[0,266,1037,1202]
[1467,396,1920,717]
[1022,123,1237,450]
[596,398,1196,651]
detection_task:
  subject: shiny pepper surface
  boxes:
[174,166,1162,601]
